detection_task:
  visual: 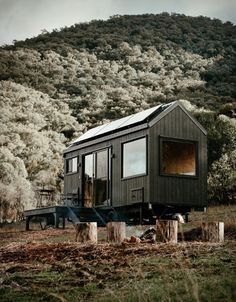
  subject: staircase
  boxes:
[67,206,107,226]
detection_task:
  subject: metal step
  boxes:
[67,207,107,226]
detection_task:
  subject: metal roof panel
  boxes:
[69,102,174,146]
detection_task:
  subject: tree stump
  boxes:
[75,222,97,243]
[106,221,126,243]
[201,221,224,242]
[156,220,178,243]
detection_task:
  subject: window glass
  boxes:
[96,150,108,179]
[66,157,78,173]
[83,154,93,207]
[84,154,93,178]
[123,137,146,178]
[161,140,196,176]
[72,157,77,172]
[83,150,110,207]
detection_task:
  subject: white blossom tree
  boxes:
[0,81,80,220]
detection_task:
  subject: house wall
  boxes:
[64,105,207,208]
[111,129,149,207]
[149,106,207,207]
[64,128,150,207]
[64,150,80,197]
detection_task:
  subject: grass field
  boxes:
[0,205,235,302]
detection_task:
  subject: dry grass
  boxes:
[0,205,235,302]
[184,204,236,240]
[0,240,235,301]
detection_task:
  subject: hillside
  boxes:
[0,13,235,220]
[3,14,236,109]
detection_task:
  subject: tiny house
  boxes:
[63,101,207,224]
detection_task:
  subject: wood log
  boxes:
[74,222,97,243]
[201,221,224,242]
[156,220,178,243]
[106,221,126,243]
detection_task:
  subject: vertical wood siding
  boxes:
[64,105,207,208]
[149,106,207,206]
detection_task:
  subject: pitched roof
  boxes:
[70,102,174,146]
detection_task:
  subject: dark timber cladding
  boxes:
[63,101,207,219]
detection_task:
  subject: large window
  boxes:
[160,138,197,176]
[122,137,147,178]
[66,157,78,174]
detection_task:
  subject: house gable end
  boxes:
[148,101,207,135]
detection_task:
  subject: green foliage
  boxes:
[9,14,235,58]
[194,112,236,166]
[9,14,236,107]
[208,151,236,203]
[181,101,236,204]
[1,14,236,110]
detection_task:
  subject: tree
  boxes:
[208,151,236,203]
[0,81,80,219]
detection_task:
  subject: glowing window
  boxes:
[161,139,197,176]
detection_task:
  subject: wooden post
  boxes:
[156,220,178,243]
[53,213,59,228]
[62,217,65,229]
[26,216,31,231]
[106,221,126,243]
[75,222,97,243]
[201,221,224,242]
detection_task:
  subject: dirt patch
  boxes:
[1,239,235,265]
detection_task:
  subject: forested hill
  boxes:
[0,13,235,220]
[8,13,236,58]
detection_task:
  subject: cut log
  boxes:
[74,222,97,243]
[201,221,224,242]
[106,221,126,243]
[156,220,178,243]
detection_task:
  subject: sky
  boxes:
[0,0,235,46]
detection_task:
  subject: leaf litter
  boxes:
[0,228,235,301]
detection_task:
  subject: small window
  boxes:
[160,139,197,176]
[122,137,147,178]
[66,157,78,173]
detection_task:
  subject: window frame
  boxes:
[121,136,148,180]
[159,136,198,178]
[66,156,78,174]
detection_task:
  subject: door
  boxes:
[82,148,111,207]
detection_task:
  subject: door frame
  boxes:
[81,146,112,207]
